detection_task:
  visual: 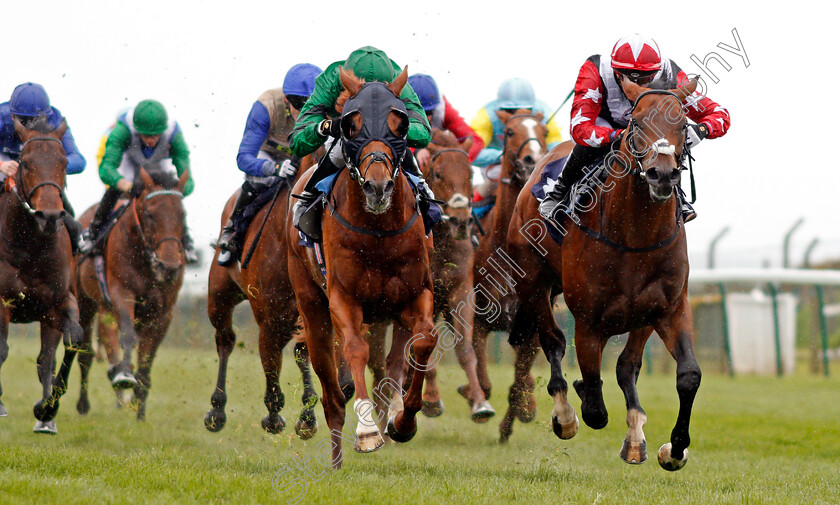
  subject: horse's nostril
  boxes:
[646,168,659,181]
[669,168,681,181]
[523,155,535,166]
[384,180,394,194]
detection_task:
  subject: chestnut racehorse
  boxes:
[76,168,189,420]
[469,111,547,438]
[204,153,329,438]
[0,119,84,433]
[506,79,702,471]
[287,67,437,468]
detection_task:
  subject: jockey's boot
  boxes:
[538,149,588,222]
[677,188,697,223]
[538,180,571,222]
[63,215,84,255]
[217,184,260,266]
[85,187,122,255]
[403,155,436,202]
[293,156,343,241]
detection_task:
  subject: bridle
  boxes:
[131,188,185,268]
[428,146,472,222]
[14,136,67,215]
[500,114,546,185]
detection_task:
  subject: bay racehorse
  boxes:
[0,119,84,433]
[75,168,189,420]
[204,152,329,438]
[469,111,547,438]
[387,128,494,422]
[506,78,702,470]
[287,66,437,468]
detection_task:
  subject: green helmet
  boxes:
[344,46,395,83]
[133,99,168,135]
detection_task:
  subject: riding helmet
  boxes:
[408,74,440,111]
[344,46,395,83]
[610,34,662,72]
[497,78,535,109]
[283,63,322,97]
[9,83,51,117]
[133,100,168,136]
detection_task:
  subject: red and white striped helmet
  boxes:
[610,34,662,72]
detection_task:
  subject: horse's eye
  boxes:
[505,128,513,136]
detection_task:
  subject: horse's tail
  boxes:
[508,303,537,347]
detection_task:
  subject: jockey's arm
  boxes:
[442,97,484,162]
[169,129,194,196]
[98,121,132,189]
[675,69,730,139]
[399,81,431,149]
[570,59,618,148]
[290,63,342,157]
[55,115,86,175]
[469,106,501,167]
[236,101,277,177]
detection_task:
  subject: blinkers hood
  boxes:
[341,81,409,172]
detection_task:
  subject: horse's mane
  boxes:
[430,129,459,148]
[24,116,54,134]
[146,170,180,189]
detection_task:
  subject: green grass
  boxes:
[1,335,839,505]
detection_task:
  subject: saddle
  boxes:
[229,178,285,264]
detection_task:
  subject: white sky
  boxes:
[4,0,837,274]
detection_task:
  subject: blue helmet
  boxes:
[408,74,440,111]
[283,63,322,97]
[10,82,51,117]
[497,78,535,109]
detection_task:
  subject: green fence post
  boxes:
[816,285,830,377]
[718,282,734,377]
[768,283,784,377]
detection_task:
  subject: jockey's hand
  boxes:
[0,160,18,177]
[686,123,708,149]
[317,118,341,138]
[116,178,133,194]
[277,159,296,179]
[415,149,431,171]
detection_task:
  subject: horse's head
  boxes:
[495,109,547,183]
[134,167,189,280]
[13,118,68,234]
[337,65,410,214]
[426,129,474,240]
[621,78,698,202]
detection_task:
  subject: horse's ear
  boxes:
[12,117,34,142]
[534,110,544,122]
[339,66,362,97]
[674,77,699,103]
[620,77,646,104]
[389,66,408,97]
[459,136,474,152]
[138,167,154,193]
[495,109,512,124]
[176,168,190,193]
[51,119,67,140]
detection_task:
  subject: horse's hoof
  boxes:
[294,417,318,440]
[421,399,444,418]
[33,419,57,434]
[471,401,495,423]
[77,397,90,416]
[516,405,537,424]
[261,414,286,434]
[204,408,226,432]
[657,443,688,471]
[354,430,385,453]
[111,371,138,390]
[0,401,7,417]
[386,415,417,443]
[499,418,513,443]
[33,399,58,422]
[552,413,579,440]
[620,438,647,464]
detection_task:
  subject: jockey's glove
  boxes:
[261,159,279,177]
[686,123,708,149]
[277,159,297,179]
[317,118,342,138]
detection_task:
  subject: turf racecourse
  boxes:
[0,335,838,505]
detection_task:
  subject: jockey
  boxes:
[470,78,563,203]
[82,99,197,262]
[0,82,87,253]
[289,46,433,237]
[216,62,322,266]
[538,33,731,223]
[407,73,484,167]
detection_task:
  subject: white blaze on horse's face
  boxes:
[521,117,546,158]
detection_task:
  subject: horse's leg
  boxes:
[32,323,62,433]
[108,285,140,390]
[366,321,390,431]
[76,294,97,415]
[0,310,10,417]
[49,295,84,406]
[257,321,292,435]
[335,341,355,405]
[388,290,436,443]
[420,360,443,418]
[204,274,242,432]
[468,320,492,400]
[293,335,319,439]
[499,337,540,442]
[132,310,171,421]
[653,297,701,471]
[384,324,411,422]
[573,325,609,430]
[330,288,383,453]
[448,287,494,421]
[617,327,654,464]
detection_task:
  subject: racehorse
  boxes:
[469,111,547,437]
[0,119,84,433]
[506,78,702,470]
[204,153,330,438]
[380,128,494,422]
[75,168,189,420]
[286,66,437,468]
